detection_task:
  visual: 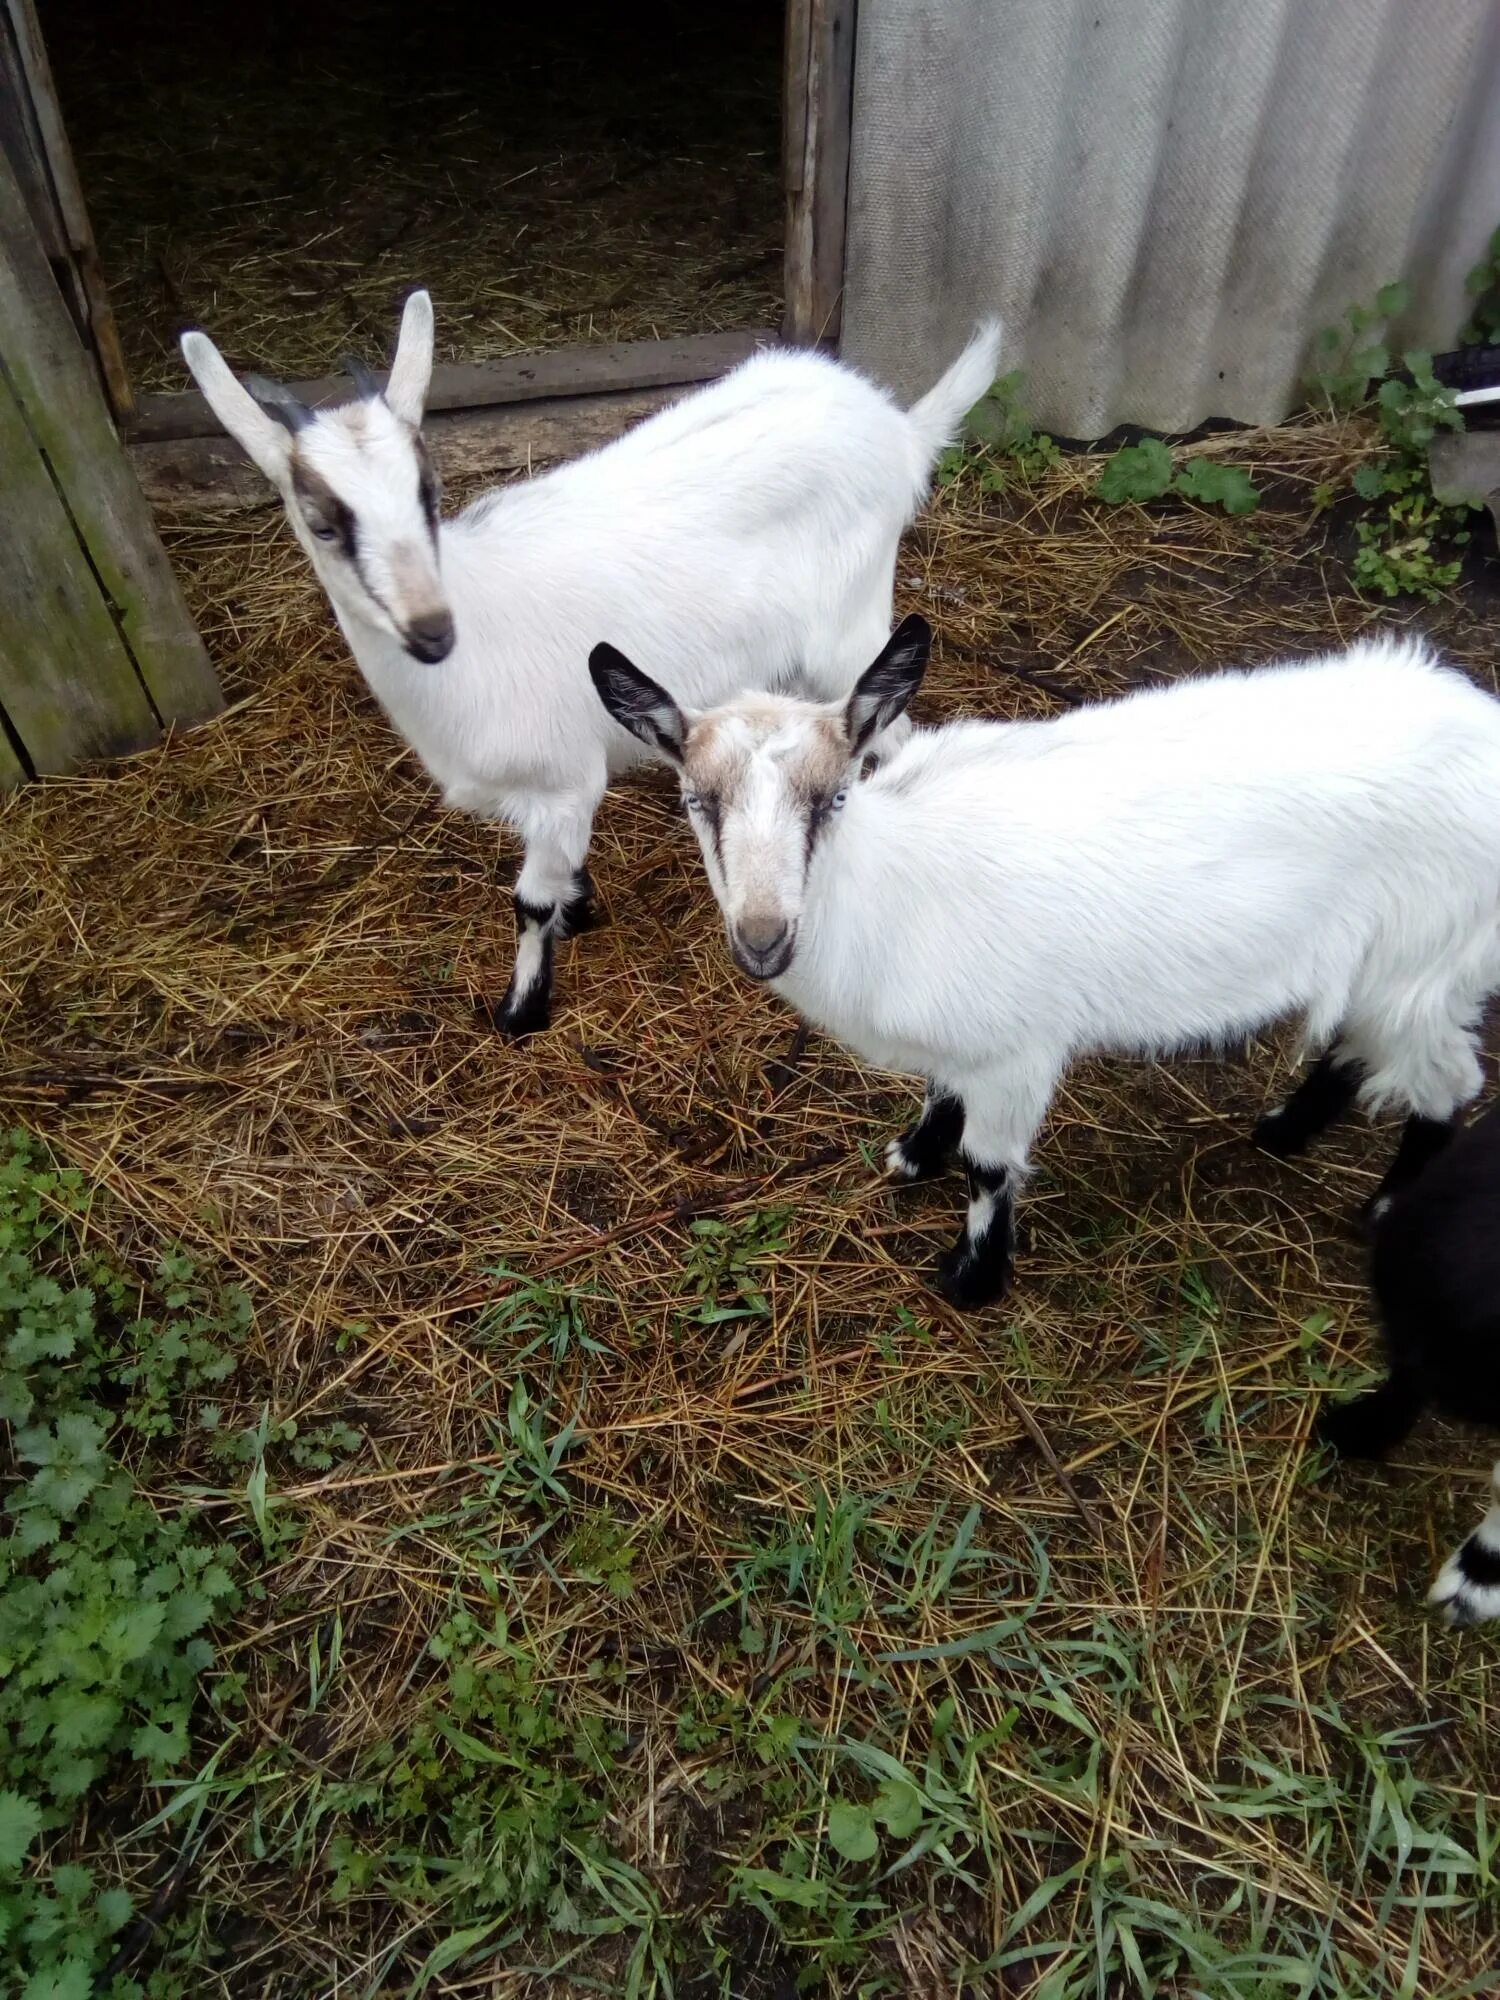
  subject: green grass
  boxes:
[4,1133,1498,1996]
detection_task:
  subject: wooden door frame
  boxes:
[4,0,858,466]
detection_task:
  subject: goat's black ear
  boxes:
[589,643,688,765]
[343,354,382,401]
[246,374,312,432]
[845,614,931,752]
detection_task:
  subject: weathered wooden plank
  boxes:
[0,145,221,733]
[131,386,696,513]
[0,367,159,771]
[782,0,857,346]
[129,327,777,443]
[3,0,134,417]
[0,712,27,790]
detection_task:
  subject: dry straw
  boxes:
[2,411,1497,1991]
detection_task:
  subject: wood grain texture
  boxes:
[129,328,776,442]
[134,386,707,512]
[3,0,134,417]
[0,144,221,743]
[0,712,28,789]
[782,0,856,345]
[0,367,158,771]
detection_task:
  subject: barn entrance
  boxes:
[45,0,788,398]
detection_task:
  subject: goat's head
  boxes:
[589,616,931,980]
[179,291,454,665]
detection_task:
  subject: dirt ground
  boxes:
[3,418,1499,1993]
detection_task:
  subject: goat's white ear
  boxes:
[387,289,435,427]
[846,613,931,752]
[180,330,293,481]
[589,643,688,765]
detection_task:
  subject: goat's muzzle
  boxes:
[404,610,456,664]
[731,915,797,981]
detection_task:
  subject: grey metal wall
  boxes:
[841,0,1500,437]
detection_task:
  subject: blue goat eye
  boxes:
[831,789,849,809]
[684,793,702,811]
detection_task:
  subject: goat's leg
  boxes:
[1363,1115,1457,1224]
[931,1066,1054,1310]
[1429,1460,1500,1627]
[1317,1360,1426,1459]
[886,1086,965,1183]
[494,791,601,1039]
[1252,1047,1364,1158]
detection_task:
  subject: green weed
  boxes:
[1096,436,1261,514]
[940,370,1063,491]
[0,1129,242,1998]
[1307,280,1470,602]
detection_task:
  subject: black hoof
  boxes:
[1251,1109,1305,1160]
[932,1242,1012,1310]
[490,985,552,1039]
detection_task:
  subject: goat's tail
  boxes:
[905,320,1005,464]
[1429,1459,1500,1626]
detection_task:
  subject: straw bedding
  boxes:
[2,415,1498,1991]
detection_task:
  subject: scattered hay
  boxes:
[2,416,1498,1992]
[49,0,783,389]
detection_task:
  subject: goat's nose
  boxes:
[404,611,456,664]
[732,914,795,977]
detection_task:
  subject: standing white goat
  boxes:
[591,615,1500,1306]
[180,294,1001,1034]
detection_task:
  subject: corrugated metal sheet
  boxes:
[841,0,1500,438]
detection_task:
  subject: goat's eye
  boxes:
[309,522,339,544]
[683,792,702,812]
[831,789,849,810]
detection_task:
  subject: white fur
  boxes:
[181,293,1002,1029]
[674,634,1500,1284]
[1429,1462,1500,1626]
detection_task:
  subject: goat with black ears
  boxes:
[592,614,1500,1307]
[180,293,1002,1036]
[1321,1099,1500,1626]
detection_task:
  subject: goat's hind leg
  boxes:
[886,1086,964,1183]
[1253,1047,1363,1159]
[1429,1461,1500,1627]
[493,791,602,1039]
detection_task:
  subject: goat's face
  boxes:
[589,616,931,981]
[180,291,455,665]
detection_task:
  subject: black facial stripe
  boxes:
[1458,1534,1500,1589]
[696,795,725,871]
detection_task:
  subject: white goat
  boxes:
[591,615,1500,1306]
[180,294,1001,1034]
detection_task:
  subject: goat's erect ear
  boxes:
[589,643,688,765]
[387,289,435,427]
[180,330,293,481]
[845,613,931,752]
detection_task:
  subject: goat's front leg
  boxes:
[931,1065,1055,1309]
[1429,1460,1500,1627]
[494,790,602,1039]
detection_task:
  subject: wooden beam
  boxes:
[0,362,159,770]
[132,385,696,513]
[782,0,857,346]
[129,328,776,443]
[3,0,135,419]
[0,146,220,740]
